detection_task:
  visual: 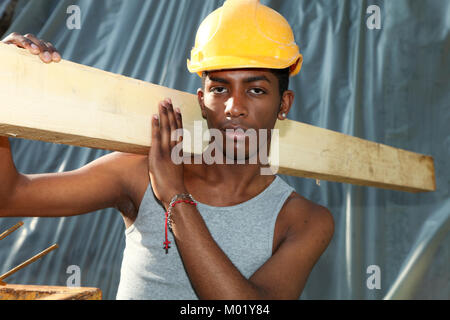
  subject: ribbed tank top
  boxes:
[116,174,295,300]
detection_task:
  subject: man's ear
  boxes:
[278,90,295,120]
[197,88,207,119]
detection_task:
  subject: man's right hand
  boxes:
[1,32,61,63]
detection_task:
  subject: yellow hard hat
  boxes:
[187,0,303,77]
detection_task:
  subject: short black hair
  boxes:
[201,67,290,100]
[269,67,290,98]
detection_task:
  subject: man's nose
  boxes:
[224,94,248,118]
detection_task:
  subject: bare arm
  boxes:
[0,143,140,218]
[0,137,20,207]
[170,196,335,299]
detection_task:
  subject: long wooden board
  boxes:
[0,284,101,300]
[0,43,435,193]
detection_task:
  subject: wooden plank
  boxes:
[0,43,435,193]
[273,120,436,193]
[0,284,101,300]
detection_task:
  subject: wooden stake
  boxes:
[0,244,58,282]
[0,221,24,240]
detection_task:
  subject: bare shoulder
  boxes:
[103,151,147,164]
[90,151,147,183]
[105,151,148,193]
[281,192,334,245]
[101,151,147,171]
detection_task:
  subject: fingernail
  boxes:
[153,114,159,120]
[43,51,51,61]
[31,43,38,50]
[52,52,61,60]
[175,107,181,113]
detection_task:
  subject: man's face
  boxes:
[197,68,292,163]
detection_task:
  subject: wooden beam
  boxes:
[0,284,101,300]
[0,43,435,193]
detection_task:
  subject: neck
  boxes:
[200,139,274,192]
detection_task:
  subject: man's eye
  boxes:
[211,87,227,94]
[249,88,266,95]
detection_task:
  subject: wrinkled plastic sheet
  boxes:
[0,0,448,299]
[0,1,11,18]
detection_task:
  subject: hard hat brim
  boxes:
[187,54,303,77]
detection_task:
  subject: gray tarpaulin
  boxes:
[0,1,11,17]
[0,0,448,300]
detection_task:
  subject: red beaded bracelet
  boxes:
[163,194,197,254]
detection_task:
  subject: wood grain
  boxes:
[0,284,101,300]
[0,43,436,192]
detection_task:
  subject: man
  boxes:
[0,0,334,299]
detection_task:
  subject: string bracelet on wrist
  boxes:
[163,193,197,254]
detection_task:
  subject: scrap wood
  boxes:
[0,244,58,284]
[0,221,24,240]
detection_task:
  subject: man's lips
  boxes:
[221,125,248,141]
[221,124,249,131]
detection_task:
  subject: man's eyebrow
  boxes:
[208,75,271,84]
[208,77,230,84]
[243,75,271,84]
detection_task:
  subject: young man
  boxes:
[0,0,334,299]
